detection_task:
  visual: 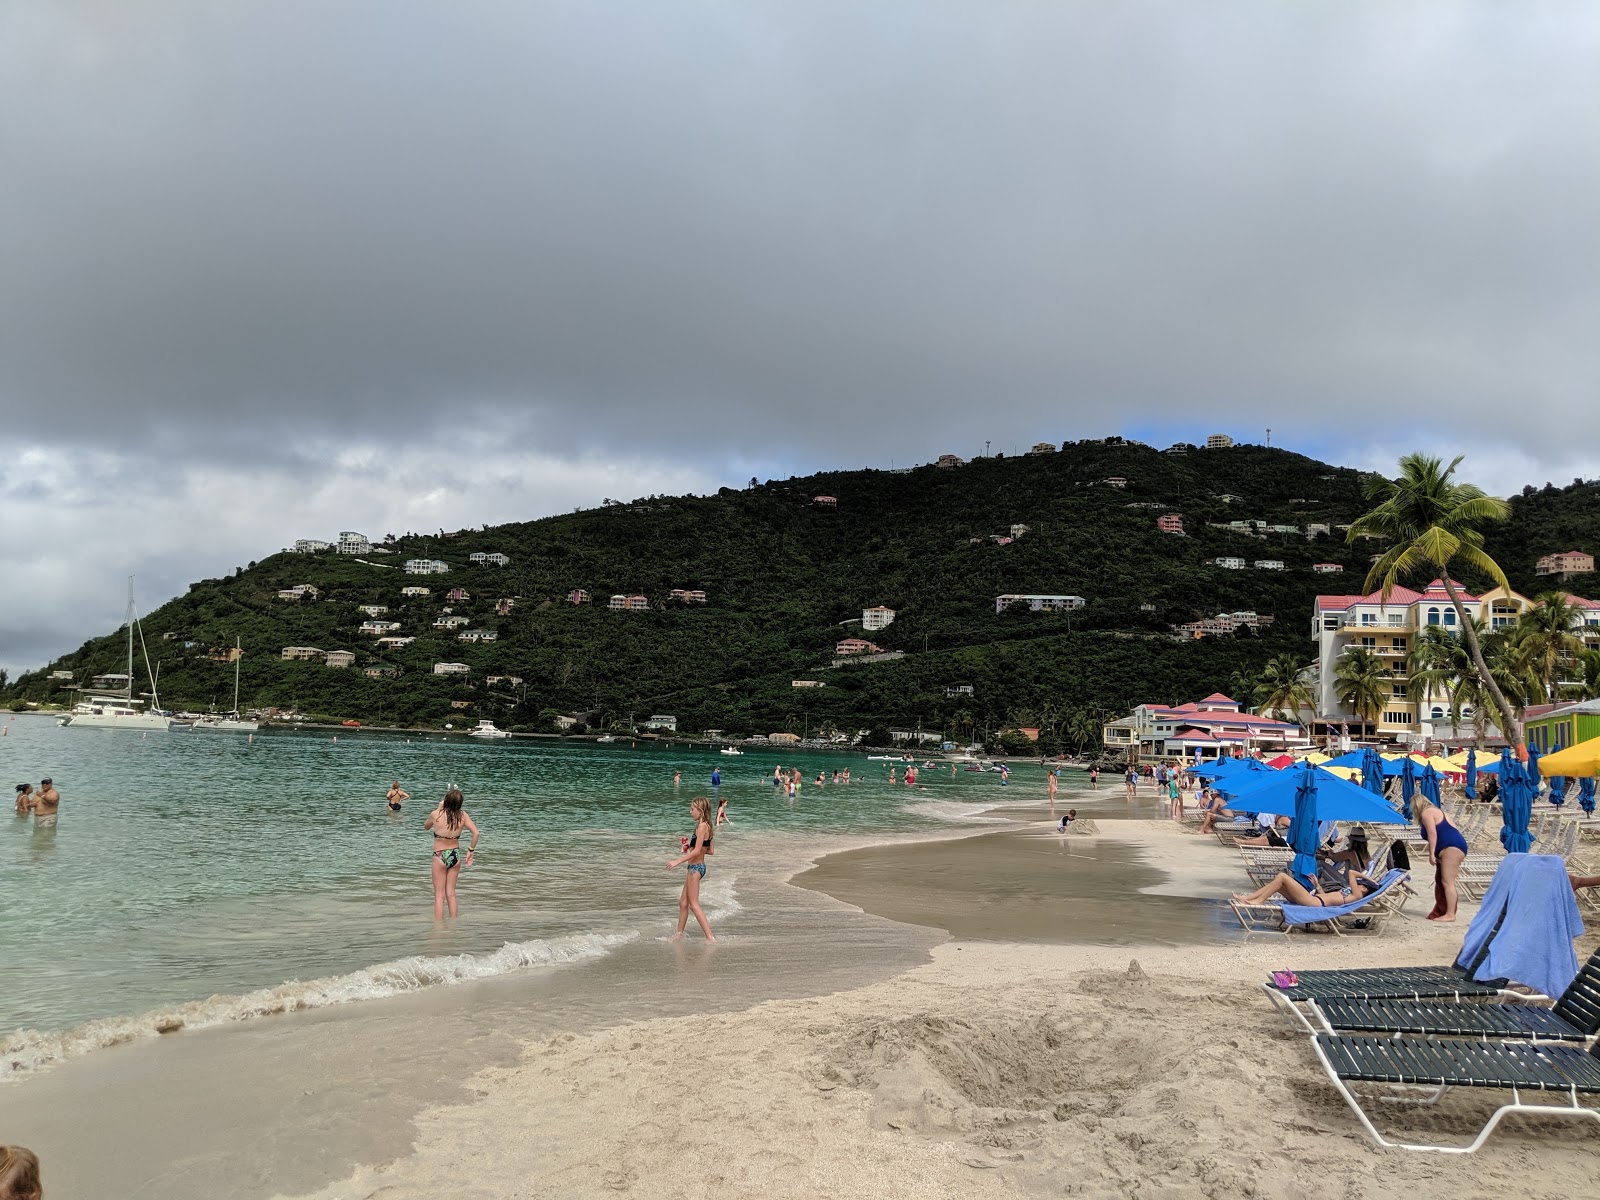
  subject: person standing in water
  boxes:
[673,770,682,787]
[666,796,716,941]
[32,780,60,823]
[710,766,722,789]
[385,781,410,812]
[423,788,478,919]
[1089,766,1099,790]
[14,784,33,816]
[716,795,729,826]
[1047,767,1059,810]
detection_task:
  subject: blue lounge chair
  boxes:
[1230,869,1409,940]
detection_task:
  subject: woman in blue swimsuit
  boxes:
[666,796,716,941]
[1416,795,1468,922]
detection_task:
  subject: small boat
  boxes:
[596,734,617,743]
[190,638,260,733]
[469,720,510,740]
[719,747,743,756]
[62,579,172,732]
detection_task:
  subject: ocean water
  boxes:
[0,714,1007,1076]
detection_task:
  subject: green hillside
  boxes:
[9,444,1597,745]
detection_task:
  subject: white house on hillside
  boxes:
[337,531,370,555]
[862,605,896,631]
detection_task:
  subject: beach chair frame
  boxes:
[1229,870,1409,941]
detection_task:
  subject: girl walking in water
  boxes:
[424,788,479,919]
[667,796,717,940]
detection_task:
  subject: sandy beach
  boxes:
[276,817,1599,1200]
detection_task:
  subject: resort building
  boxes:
[936,454,965,469]
[458,629,498,642]
[994,594,1086,613]
[1212,557,1246,570]
[469,552,511,566]
[1254,559,1286,570]
[642,715,678,732]
[1311,563,1344,574]
[568,589,591,605]
[670,589,708,604]
[812,495,838,507]
[400,586,431,597]
[404,559,450,575]
[1156,514,1184,535]
[294,539,332,553]
[280,647,322,661]
[432,662,470,676]
[358,620,401,635]
[1101,693,1302,762]
[337,532,370,556]
[862,605,897,631]
[1537,551,1595,576]
[358,605,389,617]
[608,594,650,611]
[835,638,883,656]
[1206,434,1234,449]
[1175,611,1275,639]
[1103,477,1127,489]
[323,651,356,669]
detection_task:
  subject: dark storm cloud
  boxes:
[3,1,1596,466]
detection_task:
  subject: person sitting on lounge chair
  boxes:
[1235,814,1292,848]
[1233,867,1382,908]
[1196,789,1233,835]
[1321,828,1370,874]
[1571,874,1600,892]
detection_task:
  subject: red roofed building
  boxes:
[1101,692,1302,761]
[835,638,883,656]
[1537,551,1594,576]
[1156,513,1185,535]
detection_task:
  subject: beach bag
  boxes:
[1389,840,1411,871]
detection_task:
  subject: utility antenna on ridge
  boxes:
[1265,428,1272,447]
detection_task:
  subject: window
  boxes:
[1391,636,1407,651]
[1391,685,1408,700]
[1443,608,1456,627]
[1382,711,1414,726]
[1323,616,1339,631]
[1360,613,1377,626]
[1431,706,1445,720]
[1387,614,1406,627]
[1427,607,1441,626]
[1360,637,1376,649]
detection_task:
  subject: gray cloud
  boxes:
[1,1,1597,667]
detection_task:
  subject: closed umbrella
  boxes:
[1527,743,1543,800]
[1287,764,1321,890]
[1399,756,1416,821]
[1418,764,1443,808]
[1580,776,1596,816]
[1547,741,1566,807]
[1361,747,1387,798]
[1464,748,1477,800]
[1499,749,1534,854]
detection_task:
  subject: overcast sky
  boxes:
[2,1,1597,672]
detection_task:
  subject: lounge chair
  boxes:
[1309,1033,1600,1152]
[1230,868,1409,940]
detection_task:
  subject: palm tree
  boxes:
[1408,622,1468,740]
[1334,646,1388,741]
[1252,653,1314,734]
[1348,453,1523,754]
[1510,592,1588,702]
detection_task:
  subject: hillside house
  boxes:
[1255,560,1286,570]
[433,662,470,676]
[1537,551,1595,576]
[49,670,74,681]
[400,586,431,597]
[1305,523,1332,538]
[280,647,322,661]
[1267,525,1299,535]
[450,700,471,710]
[791,680,825,688]
[936,454,965,469]
[567,589,591,605]
[358,605,389,617]
[404,559,449,575]
[812,495,838,507]
[1215,493,1243,504]
[1311,563,1344,574]
[376,636,415,649]
[1030,442,1056,455]
[1213,557,1246,570]
[1156,514,1184,535]
[277,584,320,601]
[433,615,471,629]
[942,684,975,696]
[1175,611,1275,639]
[862,605,896,631]
[1103,477,1127,489]
[294,539,332,553]
[486,675,523,687]
[1010,524,1030,539]
[994,594,1086,613]
[670,589,708,604]
[988,535,1014,545]
[458,629,499,642]
[1206,434,1234,449]
[470,552,510,567]
[835,638,883,656]
[447,587,471,602]
[358,620,401,635]
[495,598,516,615]
[364,665,399,678]
[608,594,650,611]
[337,532,370,555]
[642,715,678,732]
[1164,443,1191,456]
[324,651,356,668]
[91,672,132,690]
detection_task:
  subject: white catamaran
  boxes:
[190,637,260,734]
[62,579,173,732]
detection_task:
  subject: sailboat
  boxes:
[62,579,173,732]
[190,637,260,734]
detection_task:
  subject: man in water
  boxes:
[34,778,60,822]
[710,767,721,788]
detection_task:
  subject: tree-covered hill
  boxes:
[9,443,1597,744]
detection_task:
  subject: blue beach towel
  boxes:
[1277,868,1407,928]
[1457,854,1585,998]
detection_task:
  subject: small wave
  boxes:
[901,798,1012,823]
[0,930,634,1082]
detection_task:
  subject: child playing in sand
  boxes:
[1057,808,1077,833]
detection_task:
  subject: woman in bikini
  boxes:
[1233,868,1381,908]
[423,788,478,919]
[14,784,33,817]
[666,796,716,941]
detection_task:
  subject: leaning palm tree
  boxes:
[1252,653,1315,734]
[1510,592,1588,702]
[1334,646,1388,742]
[1408,622,1468,739]
[1348,453,1523,754]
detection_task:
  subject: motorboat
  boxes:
[62,579,173,732]
[719,746,743,755]
[595,734,617,743]
[469,720,510,740]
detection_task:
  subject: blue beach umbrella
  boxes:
[1580,776,1596,816]
[1527,742,1542,797]
[1499,749,1535,854]
[1361,748,1387,798]
[1399,756,1417,821]
[1287,765,1322,889]
[1464,748,1478,800]
[1418,764,1443,809]
[1547,741,1566,807]
[1223,765,1410,825]
[1320,750,1369,770]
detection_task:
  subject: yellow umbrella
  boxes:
[1538,735,1600,778]
[1423,754,1463,777]
[1320,764,1362,781]
[1301,751,1331,764]
[1444,750,1474,768]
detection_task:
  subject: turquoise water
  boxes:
[0,714,1006,1071]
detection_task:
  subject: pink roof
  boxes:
[1316,585,1425,609]
[1199,693,1238,704]
[1170,728,1218,743]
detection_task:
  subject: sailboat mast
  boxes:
[233,637,242,715]
[126,577,136,702]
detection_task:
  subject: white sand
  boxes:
[284,867,1600,1200]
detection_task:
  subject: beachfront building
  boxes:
[1212,557,1246,570]
[1254,559,1285,570]
[1101,693,1302,762]
[337,532,370,556]
[1524,699,1600,754]
[1311,563,1344,574]
[458,629,498,642]
[281,646,322,661]
[358,620,401,635]
[433,662,470,676]
[608,594,650,611]
[1175,611,1274,639]
[642,715,678,732]
[862,605,896,631]
[1156,514,1184,535]
[835,638,883,656]
[294,539,333,553]
[324,651,356,669]
[1537,551,1595,577]
[469,552,510,566]
[404,559,450,575]
[1206,434,1234,449]
[936,454,965,469]
[995,594,1086,613]
[670,589,708,604]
